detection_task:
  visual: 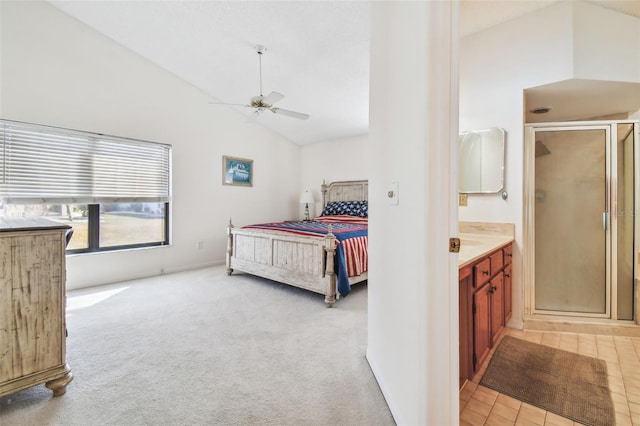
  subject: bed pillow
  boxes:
[320,200,363,217]
[357,201,368,218]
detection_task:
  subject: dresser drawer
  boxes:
[490,250,503,275]
[503,244,513,265]
[474,257,491,287]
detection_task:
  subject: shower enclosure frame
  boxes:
[523,120,640,322]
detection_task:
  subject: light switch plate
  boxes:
[459,193,468,206]
[387,182,399,205]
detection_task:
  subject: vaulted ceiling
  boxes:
[49,1,640,145]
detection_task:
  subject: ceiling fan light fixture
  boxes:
[250,96,265,108]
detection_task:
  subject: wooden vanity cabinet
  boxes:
[0,218,73,398]
[459,241,513,387]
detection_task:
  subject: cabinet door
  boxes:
[459,273,473,387]
[504,263,512,322]
[473,283,491,372]
[0,232,64,382]
[489,272,504,346]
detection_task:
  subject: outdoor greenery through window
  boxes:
[0,119,171,253]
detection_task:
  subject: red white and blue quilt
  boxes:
[243,215,368,297]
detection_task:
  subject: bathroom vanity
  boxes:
[458,222,514,388]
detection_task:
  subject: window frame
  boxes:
[65,202,171,254]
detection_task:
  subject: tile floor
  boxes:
[459,328,640,426]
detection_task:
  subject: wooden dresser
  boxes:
[0,217,73,397]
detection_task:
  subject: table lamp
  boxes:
[299,190,315,221]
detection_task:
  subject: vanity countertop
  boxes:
[457,221,515,268]
[458,233,513,268]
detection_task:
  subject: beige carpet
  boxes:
[480,335,614,426]
[0,266,394,425]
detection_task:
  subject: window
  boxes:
[0,120,171,252]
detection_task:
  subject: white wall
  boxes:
[299,133,369,218]
[459,1,640,328]
[573,4,640,82]
[368,2,458,424]
[0,1,301,289]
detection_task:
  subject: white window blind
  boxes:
[0,120,171,204]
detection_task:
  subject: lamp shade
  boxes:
[299,190,315,204]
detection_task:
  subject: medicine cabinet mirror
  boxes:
[458,127,505,193]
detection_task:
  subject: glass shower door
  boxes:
[534,127,609,315]
[617,123,635,320]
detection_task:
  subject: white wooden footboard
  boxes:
[226,219,339,307]
[225,179,368,307]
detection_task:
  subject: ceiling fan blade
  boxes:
[270,108,309,120]
[262,91,284,105]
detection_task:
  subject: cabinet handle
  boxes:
[491,285,497,291]
[506,253,512,257]
[482,270,489,275]
[488,288,494,294]
[505,274,511,278]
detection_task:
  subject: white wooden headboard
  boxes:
[321,180,368,207]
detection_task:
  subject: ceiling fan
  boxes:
[211,45,309,120]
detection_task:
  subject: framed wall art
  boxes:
[222,155,253,187]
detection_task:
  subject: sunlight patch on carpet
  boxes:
[67,286,130,312]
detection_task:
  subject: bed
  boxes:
[226,180,368,307]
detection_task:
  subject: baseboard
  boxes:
[506,318,524,330]
[365,348,400,426]
[161,260,220,275]
[524,317,640,337]
[67,261,223,291]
